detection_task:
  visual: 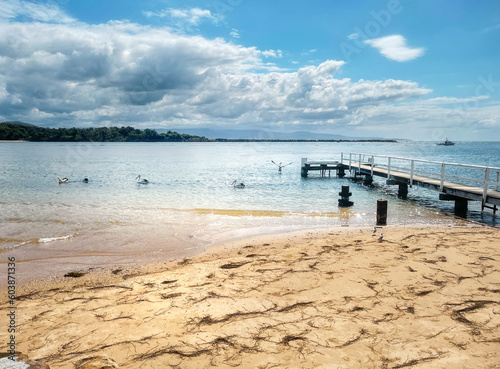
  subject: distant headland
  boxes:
[0,122,396,143]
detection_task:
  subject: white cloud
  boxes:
[143,7,221,27]
[3,20,498,139]
[364,35,425,62]
[230,28,240,38]
[0,0,76,23]
[260,49,283,58]
[0,20,433,132]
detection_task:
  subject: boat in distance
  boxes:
[437,138,455,146]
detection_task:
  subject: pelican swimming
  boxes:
[272,160,292,172]
[58,177,69,184]
[232,180,245,188]
[136,175,149,184]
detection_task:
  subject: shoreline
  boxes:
[0,220,475,293]
[2,224,499,368]
[0,209,470,290]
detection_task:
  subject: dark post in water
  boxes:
[376,199,387,225]
[338,185,354,207]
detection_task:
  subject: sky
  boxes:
[0,0,499,140]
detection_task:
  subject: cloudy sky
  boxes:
[0,0,499,140]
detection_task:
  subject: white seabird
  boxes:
[272,160,293,172]
[136,175,149,184]
[232,180,245,188]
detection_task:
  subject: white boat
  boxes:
[437,138,455,146]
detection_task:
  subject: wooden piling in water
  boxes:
[377,199,387,225]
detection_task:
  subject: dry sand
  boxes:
[1,225,500,368]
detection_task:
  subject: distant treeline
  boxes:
[0,122,209,142]
[214,138,397,143]
[0,122,398,143]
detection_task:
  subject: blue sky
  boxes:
[0,0,499,140]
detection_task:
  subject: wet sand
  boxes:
[2,225,500,368]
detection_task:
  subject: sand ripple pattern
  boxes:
[2,226,500,368]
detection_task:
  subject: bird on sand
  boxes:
[378,233,384,242]
[372,226,377,234]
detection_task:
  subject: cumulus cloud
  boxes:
[364,35,425,62]
[0,19,438,134]
[0,0,76,23]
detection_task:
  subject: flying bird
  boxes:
[271,161,293,172]
[58,177,69,183]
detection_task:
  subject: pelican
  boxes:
[58,177,69,184]
[232,180,245,188]
[272,160,292,172]
[136,175,149,184]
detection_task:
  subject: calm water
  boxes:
[1,141,499,283]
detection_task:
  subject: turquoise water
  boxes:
[1,141,498,282]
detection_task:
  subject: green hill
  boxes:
[0,122,209,142]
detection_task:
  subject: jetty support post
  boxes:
[320,164,330,177]
[454,198,468,217]
[439,193,468,217]
[364,175,373,186]
[398,183,408,199]
[301,158,308,178]
[376,199,387,225]
[386,179,409,199]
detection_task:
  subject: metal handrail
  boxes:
[344,152,500,171]
[342,152,500,203]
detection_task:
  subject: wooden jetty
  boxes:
[301,153,500,215]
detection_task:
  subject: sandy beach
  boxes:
[2,225,500,368]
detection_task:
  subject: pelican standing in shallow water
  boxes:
[58,177,69,184]
[272,160,292,172]
[136,175,149,184]
[232,180,245,188]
